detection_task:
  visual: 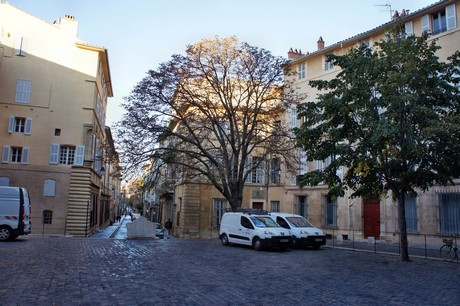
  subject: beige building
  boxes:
[0,3,119,236]
[153,0,460,241]
[285,0,460,242]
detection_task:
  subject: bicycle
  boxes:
[439,237,458,262]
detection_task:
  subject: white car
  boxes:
[270,213,326,249]
[219,210,292,251]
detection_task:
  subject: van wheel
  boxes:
[221,234,229,246]
[0,226,12,241]
[253,237,263,251]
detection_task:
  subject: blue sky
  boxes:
[6,0,435,126]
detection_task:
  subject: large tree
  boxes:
[116,36,299,210]
[295,29,460,261]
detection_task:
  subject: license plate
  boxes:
[315,238,323,242]
[280,239,288,243]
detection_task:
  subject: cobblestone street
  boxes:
[1,236,459,305]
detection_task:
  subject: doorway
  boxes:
[363,199,380,239]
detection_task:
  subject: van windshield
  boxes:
[250,216,279,228]
[286,216,314,228]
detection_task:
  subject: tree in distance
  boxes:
[295,28,460,262]
[116,36,301,210]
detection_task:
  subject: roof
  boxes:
[289,0,451,64]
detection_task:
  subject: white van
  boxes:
[0,187,31,241]
[219,210,292,251]
[270,213,326,249]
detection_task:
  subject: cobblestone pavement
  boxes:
[1,236,459,306]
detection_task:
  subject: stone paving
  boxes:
[0,235,459,305]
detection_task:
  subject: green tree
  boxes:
[295,30,460,261]
[116,36,300,210]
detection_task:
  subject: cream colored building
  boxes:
[286,0,460,242]
[0,3,119,236]
[156,0,460,241]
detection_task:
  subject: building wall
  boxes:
[0,3,114,236]
[170,1,460,241]
[286,0,460,240]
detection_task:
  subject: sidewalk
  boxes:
[90,216,126,238]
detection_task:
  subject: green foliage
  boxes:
[295,30,460,200]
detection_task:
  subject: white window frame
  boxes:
[297,63,306,80]
[8,116,32,134]
[15,80,32,104]
[324,54,334,71]
[421,14,431,33]
[271,201,280,212]
[290,106,297,128]
[213,199,228,227]
[439,192,460,235]
[405,21,414,36]
[446,4,457,30]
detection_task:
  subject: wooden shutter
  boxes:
[8,116,15,133]
[49,144,59,164]
[25,118,32,135]
[2,146,10,163]
[75,145,85,166]
[21,147,29,164]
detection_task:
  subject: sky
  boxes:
[6,0,436,126]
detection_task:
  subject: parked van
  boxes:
[270,213,326,249]
[219,210,292,251]
[0,187,31,241]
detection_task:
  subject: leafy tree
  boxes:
[116,36,300,210]
[295,29,460,261]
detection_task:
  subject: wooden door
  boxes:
[252,202,264,211]
[363,199,380,239]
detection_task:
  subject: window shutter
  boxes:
[75,145,85,166]
[421,15,430,32]
[2,146,10,163]
[25,118,32,135]
[405,21,414,36]
[21,147,29,164]
[8,116,15,133]
[49,144,59,164]
[245,155,253,183]
[446,4,457,30]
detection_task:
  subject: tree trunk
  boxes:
[397,193,410,262]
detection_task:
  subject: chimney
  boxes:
[287,48,303,60]
[55,14,79,38]
[317,36,325,50]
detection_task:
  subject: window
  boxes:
[297,63,306,80]
[8,116,32,134]
[404,195,418,233]
[422,4,457,35]
[271,201,280,212]
[270,158,281,184]
[2,146,29,164]
[404,22,414,36]
[15,80,32,104]
[439,193,460,235]
[290,106,298,128]
[296,196,308,218]
[44,179,56,197]
[49,144,84,166]
[251,157,264,184]
[43,210,53,224]
[213,199,227,227]
[322,196,337,227]
[299,150,307,176]
[55,129,61,136]
[60,146,75,165]
[324,54,334,71]
[359,38,371,47]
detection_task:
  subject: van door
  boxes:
[20,188,31,235]
[235,216,254,246]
